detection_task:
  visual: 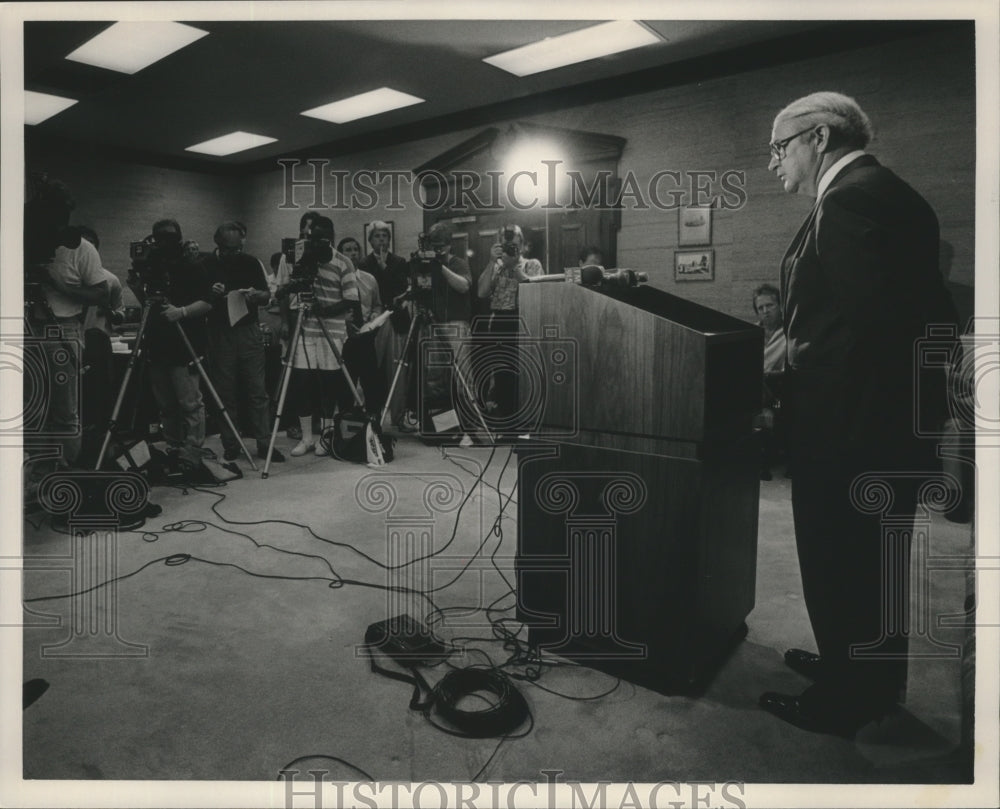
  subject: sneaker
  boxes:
[223,447,241,462]
[259,447,285,463]
[290,440,314,457]
[314,441,330,457]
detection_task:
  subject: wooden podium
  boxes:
[515,281,763,693]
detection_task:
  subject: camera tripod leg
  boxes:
[262,307,306,479]
[379,308,420,429]
[451,342,495,444]
[311,309,364,408]
[173,321,258,472]
[95,299,156,470]
[311,308,385,465]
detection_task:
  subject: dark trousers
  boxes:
[480,312,521,424]
[287,368,353,418]
[791,459,913,705]
[207,322,270,451]
[343,330,387,416]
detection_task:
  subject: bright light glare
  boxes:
[504,141,568,206]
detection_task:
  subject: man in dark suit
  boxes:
[760,92,958,737]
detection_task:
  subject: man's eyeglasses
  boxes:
[768,126,816,161]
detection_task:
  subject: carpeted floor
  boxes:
[18,433,975,787]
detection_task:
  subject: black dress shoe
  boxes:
[759,691,890,739]
[784,648,824,680]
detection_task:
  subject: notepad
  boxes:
[227,290,248,326]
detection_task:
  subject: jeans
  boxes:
[148,363,205,448]
[207,322,271,451]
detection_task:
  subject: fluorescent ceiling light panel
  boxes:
[301,87,424,124]
[65,22,208,74]
[483,20,661,77]
[185,131,277,156]
[24,90,78,124]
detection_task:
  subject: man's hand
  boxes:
[490,244,504,261]
[375,248,387,270]
[162,304,185,323]
[211,282,226,297]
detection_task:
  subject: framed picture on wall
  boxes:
[678,206,712,246]
[363,220,395,255]
[674,249,715,282]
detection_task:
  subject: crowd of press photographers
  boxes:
[23,172,571,481]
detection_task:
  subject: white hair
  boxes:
[776,91,874,150]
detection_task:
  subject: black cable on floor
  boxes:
[277,755,374,782]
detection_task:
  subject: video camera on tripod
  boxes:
[280,219,335,296]
[128,231,183,299]
[400,229,451,307]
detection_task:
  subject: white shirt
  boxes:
[44,239,106,318]
[816,149,866,202]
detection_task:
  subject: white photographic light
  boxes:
[301,87,424,124]
[24,90,78,124]
[185,131,277,156]
[65,22,208,74]
[483,20,661,77]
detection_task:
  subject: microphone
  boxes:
[578,265,648,288]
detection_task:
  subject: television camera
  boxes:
[128,231,184,298]
[280,220,335,296]
[499,226,520,257]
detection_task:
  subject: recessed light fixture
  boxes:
[185,131,277,157]
[65,21,208,74]
[24,90,78,125]
[301,87,424,124]
[483,20,661,77]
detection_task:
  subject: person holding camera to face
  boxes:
[126,219,213,453]
[405,222,473,430]
[476,223,542,420]
[203,222,284,463]
[276,215,360,457]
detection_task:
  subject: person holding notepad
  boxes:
[204,221,284,463]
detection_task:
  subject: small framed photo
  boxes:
[674,249,715,282]
[678,206,712,246]
[363,220,395,255]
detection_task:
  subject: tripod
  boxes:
[95,296,257,471]
[380,303,495,444]
[262,294,374,478]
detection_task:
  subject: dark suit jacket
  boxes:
[779,154,958,467]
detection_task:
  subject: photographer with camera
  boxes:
[476,223,542,420]
[401,222,472,432]
[276,215,361,457]
[23,173,111,470]
[126,219,212,455]
[202,222,284,464]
